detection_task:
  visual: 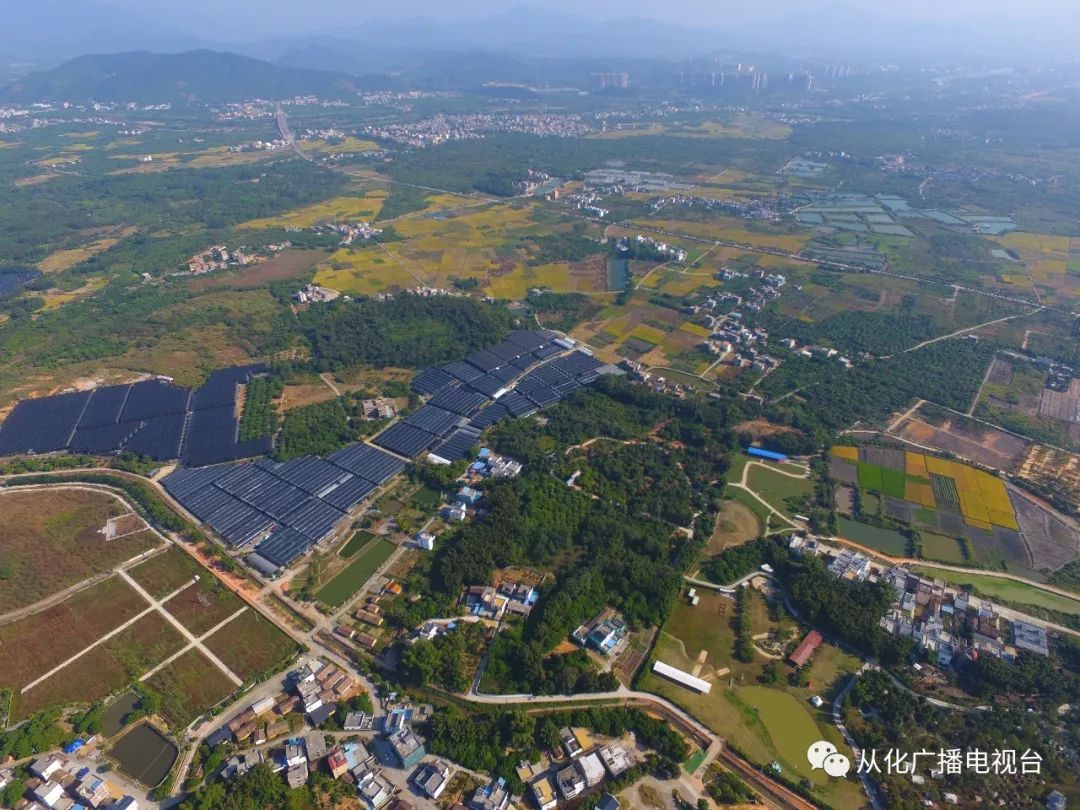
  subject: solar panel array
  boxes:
[0,364,271,464]
[420,343,608,463]
[163,443,405,569]
[385,329,576,460]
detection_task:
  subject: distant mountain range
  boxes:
[0,51,368,104]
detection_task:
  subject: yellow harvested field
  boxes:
[998,232,1071,280]
[300,137,382,154]
[39,278,107,311]
[241,191,388,229]
[905,452,928,477]
[37,227,137,274]
[630,324,668,345]
[924,455,959,477]
[36,155,82,167]
[313,248,417,296]
[680,322,711,338]
[13,174,60,187]
[587,114,790,141]
[831,446,859,462]
[905,481,936,508]
[959,489,991,526]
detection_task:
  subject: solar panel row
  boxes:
[0,391,91,455]
[163,442,406,565]
[0,365,273,464]
[430,427,483,462]
[404,405,462,437]
[373,422,441,458]
[427,386,488,416]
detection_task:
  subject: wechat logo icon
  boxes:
[807,741,851,778]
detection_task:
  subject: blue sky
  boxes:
[103,0,1077,35]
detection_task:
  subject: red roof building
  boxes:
[789,630,823,668]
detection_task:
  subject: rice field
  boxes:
[240,191,388,229]
[833,446,1019,531]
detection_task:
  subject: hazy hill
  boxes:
[0,50,365,103]
[0,0,203,62]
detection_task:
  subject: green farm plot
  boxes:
[857,462,906,497]
[837,517,910,557]
[340,530,376,558]
[316,538,397,607]
[411,486,442,510]
[856,462,883,492]
[880,467,907,498]
[929,473,960,508]
[920,532,968,564]
[910,566,1080,617]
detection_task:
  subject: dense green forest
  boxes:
[762,340,996,434]
[0,159,346,266]
[850,668,1078,808]
[238,374,283,441]
[780,311,939,356]
[274,399,353,460]
[387,133,788,195]
[300,295,511,370]
[390,378,736,695]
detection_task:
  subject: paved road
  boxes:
[832,667,884,810]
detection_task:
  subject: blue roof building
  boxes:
[747,446,788,463]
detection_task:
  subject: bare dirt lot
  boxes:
[187,249,326,291]
[1038,378,1080,423]
[893,407,1031,473]
[705,501,762,555]
[1012,488,1080,573]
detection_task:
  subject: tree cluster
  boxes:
[300,296,511,370]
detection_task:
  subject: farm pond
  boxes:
[110,723,177,787]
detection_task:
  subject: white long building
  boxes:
[652,661,712,694]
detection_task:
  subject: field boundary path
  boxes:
[117,568,243,687]
[0,541,167,627]
[139,605,248,682]
[20,578,197,694]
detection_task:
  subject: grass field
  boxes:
[705,501,761,555]
[145,649,237,727]
[910,566,1080,617]
[740,686,828,781]
[162,579,245,636]
[641,590,863,808]
[340,530,377,558]
[202,609,301,682]
[315,537,397,607]
[411,486,442,510]
[837,517,910,557]
[36,226,137,273]
[920,532,968,564]
[0,488,159,612]
[744,465,812,518]
[128,546,201,599]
